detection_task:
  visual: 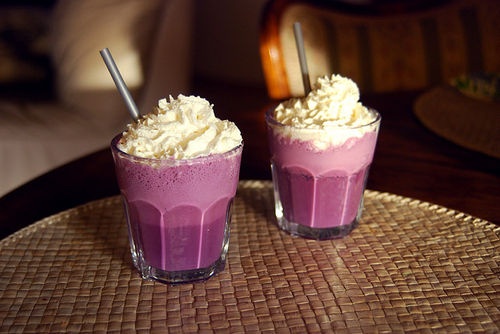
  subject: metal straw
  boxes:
[99,48,140,122]
[293,22,312,96]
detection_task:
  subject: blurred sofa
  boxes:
[0,0,194,196]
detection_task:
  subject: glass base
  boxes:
[123,197,234,285]
[276,217,359,240]
[270,162,366,240]
[135,255,227,284]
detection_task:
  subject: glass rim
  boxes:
[111,134,243,165]
[265,106,381,131]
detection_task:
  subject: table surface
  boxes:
[1,181,498,332]
[0,79,499,239]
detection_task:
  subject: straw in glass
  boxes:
[99,48,140,122]
[293,22,312,96]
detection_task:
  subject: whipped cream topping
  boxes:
[271,74,378,149]
[119,95,242,159]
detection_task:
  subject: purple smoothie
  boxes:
[111,135,242,282]
[266,109,380,239]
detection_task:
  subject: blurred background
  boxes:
[0,0,498,197]
[0,0,268,196]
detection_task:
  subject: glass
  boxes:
[266,108,381,240]
[111,135,243,283]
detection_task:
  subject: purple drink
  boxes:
[267,122,379,239]
[112,136,242,283]
[111,95,243,283]
[265,75,380,240]
[272,165,370,229]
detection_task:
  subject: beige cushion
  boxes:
[50,0,193,131]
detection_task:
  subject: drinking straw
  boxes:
[293,22,312,95]
[99,48,140,122]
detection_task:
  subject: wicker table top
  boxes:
[1,180,499,333]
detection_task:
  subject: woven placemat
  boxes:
[414,85,500,158]
[1,180,499,333]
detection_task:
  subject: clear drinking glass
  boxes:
[111,135,243,283]
[266,108,381,240]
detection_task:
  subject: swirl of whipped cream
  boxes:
[275,74,372,128]
[272,74,378,149]
[119,95,242,159]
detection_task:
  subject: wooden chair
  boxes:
[259,0,500,99]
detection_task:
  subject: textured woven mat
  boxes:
[414,85,500,159]
[1,180,499,333]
